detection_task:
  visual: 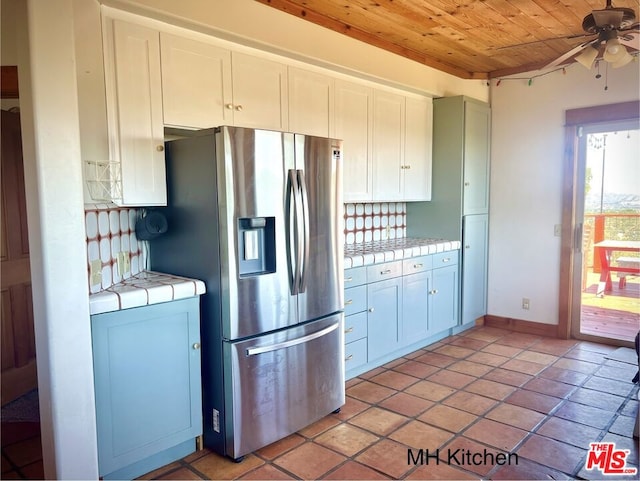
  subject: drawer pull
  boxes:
[413,263,423,268]
[345,276,353,282]
[345,299,353,305]
[345,354,354,362]
[380,269,392,275]
[368,307,375,313]
[345,327,354,334]
[441,258,450,263]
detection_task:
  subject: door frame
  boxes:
[558,100,639,347]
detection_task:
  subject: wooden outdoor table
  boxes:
[594,240,640,296]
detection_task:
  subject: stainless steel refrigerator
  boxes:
[150,126,344,461]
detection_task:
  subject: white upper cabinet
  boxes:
[288,67,333,137]
[371,91,432,202]
[372,90,405,201]
[334,80,373,203]
[160,33,233,129]
[404,96,433,201]
[160,35,287,131]
[96,10,433,206]
[231,52,289,131]
[103,17,166,206]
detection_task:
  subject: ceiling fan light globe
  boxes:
[611,50,633,68]
[603,38,628,62]
[575,46,599,68]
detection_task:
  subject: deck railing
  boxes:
[584,213,640,271]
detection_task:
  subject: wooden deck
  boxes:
[581,270,640,343]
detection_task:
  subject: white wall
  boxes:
[6,0,99,478]
[488,61,640,325]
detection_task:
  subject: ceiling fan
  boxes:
[544,0,639,70]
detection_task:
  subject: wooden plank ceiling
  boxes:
[255,0,640,79]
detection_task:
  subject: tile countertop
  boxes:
[344,237,461,269]
[89,271,206,315]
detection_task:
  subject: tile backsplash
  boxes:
[85,204,144,293]
[85,202,406,293]
[344,202,406,244]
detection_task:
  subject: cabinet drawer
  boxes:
[367,261,402,283]
[344,311,367,343]
[403,255,432,275]
[344,266,367,287]
[344,338,367,369]
[433,251,458,267]
[344,285,367,315]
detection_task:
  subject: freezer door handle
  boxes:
[297,169,310,293]
[245,321,339,356]
[288,169,303,295]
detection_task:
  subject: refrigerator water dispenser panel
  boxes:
[238,217,276,277]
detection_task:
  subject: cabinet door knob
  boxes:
[226,103,234,110]
[429,289,438,295]
[405,164,411,169]
[441,257,450,263]
[465,245,471,249]
[464,182,470,186]
[235,105,243,111]
[192,343,201,350]
[368,307,375,313]
[413,263,423,268]
[156,145,164,152]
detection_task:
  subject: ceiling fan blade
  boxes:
[619,22,639,32]
[494,33,596,51]
[619,35,639,51]
[542,40,598,69]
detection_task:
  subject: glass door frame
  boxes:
[558,100,639,348]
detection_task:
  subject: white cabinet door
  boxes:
[372,90,404,201]
[288,67,333,137]
[160,33,233,129]
[231,52,288,131]
[404,96,433,201]
[104,18,166,206]
[334,80,373,202]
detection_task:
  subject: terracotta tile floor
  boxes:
[2,326,638,480]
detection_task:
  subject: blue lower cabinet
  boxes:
[431,264,459,333]
[91,297,202,480]
[367,277,403,361]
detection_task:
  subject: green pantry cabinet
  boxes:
[343,251,459,379]
[90,297,202,480]
[407,95,491,327]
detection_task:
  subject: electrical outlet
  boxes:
[554,224,561,237]
[90,259,102,286]
[117,251,131,275]
[117,252,125,276]
[123,252,130,274]
[522,298,530,310]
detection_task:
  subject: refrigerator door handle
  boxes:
[297,169,310,293]
[245,321,339,356]
[288,169,303,295]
